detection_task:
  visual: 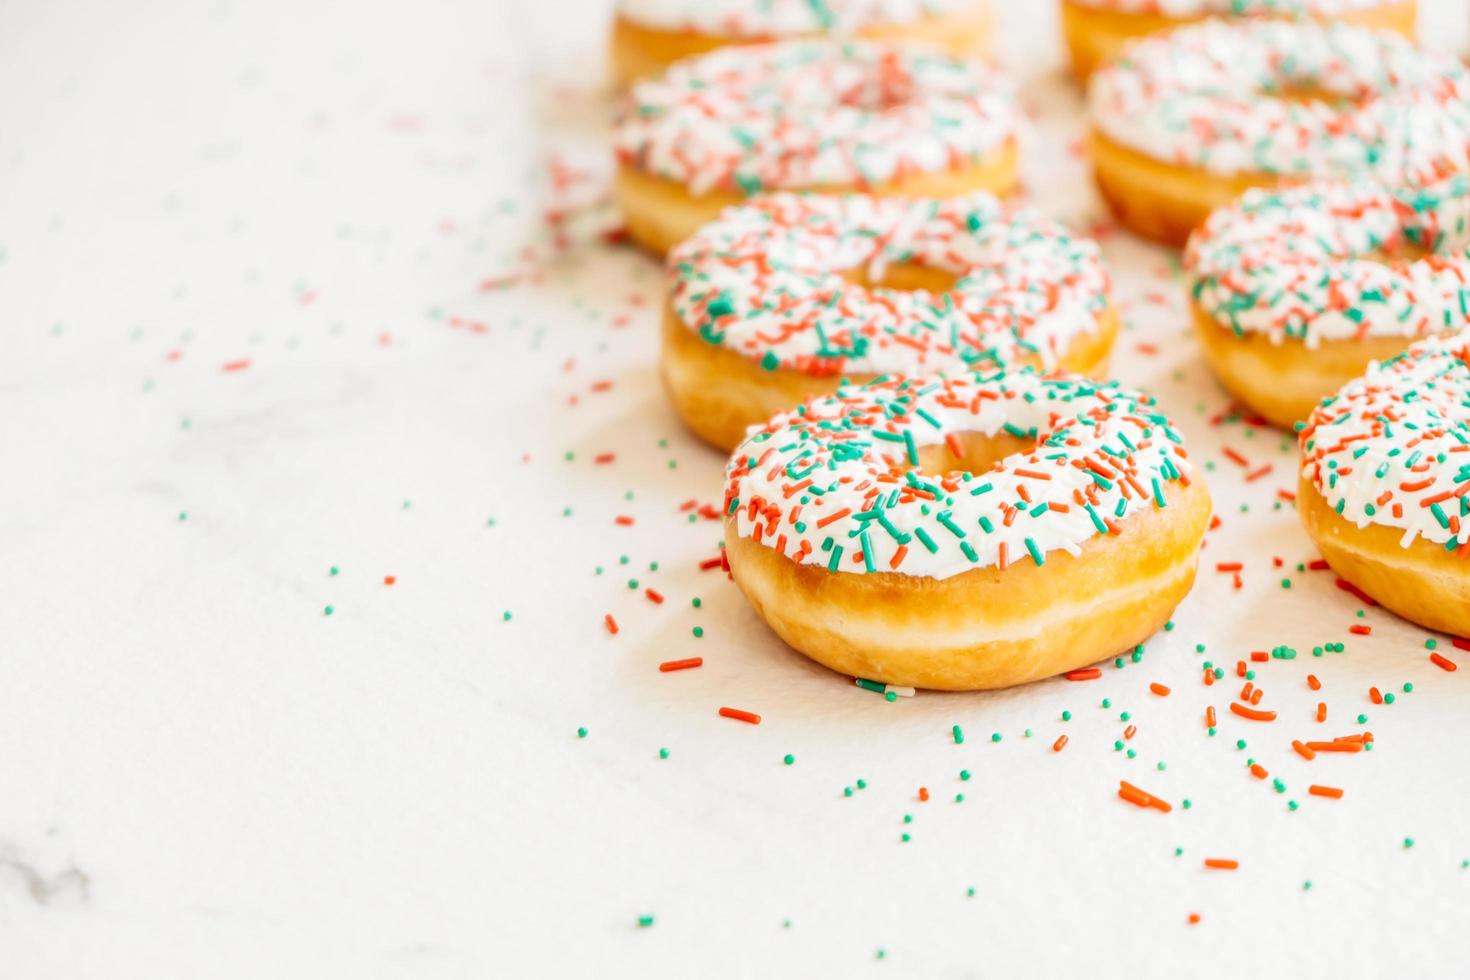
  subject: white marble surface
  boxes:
[4,1,1470,976]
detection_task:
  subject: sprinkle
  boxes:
[1204,858,1238,871]
[659,657,702,672]
[1230,703,1276,722]
[1309,785,1344,799]
[719,706,761,725]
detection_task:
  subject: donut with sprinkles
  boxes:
[1087,18,1470,245]
[613,39,1021,254]
[1061,0,1415,80]
[610,0,991,87]
[1299,328,1470,636]
[1185,174,1470,427]
[662,192,1117,449]
[721,368,1211,690]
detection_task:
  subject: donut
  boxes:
[1061,0,1415,80]
[722,368,1212,690]
[610,0,991,87]
[1088,19,1470,246]
[1185,175,1470,428]
[613,40,1021,255]
[1298,330,1470,636]
[662,192,1118,449]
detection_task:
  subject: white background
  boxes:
[4,1,1470,976]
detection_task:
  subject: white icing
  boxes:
[668,192,1110,376]
[1186,176,1470,347]
[615,40,1018,195]
[1302,330,1470,550]
[724,370,1195,579]
[1089,19,1470,180]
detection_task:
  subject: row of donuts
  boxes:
[601,7,1470,689]
[609,0,1415,87]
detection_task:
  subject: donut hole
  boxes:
[834,53,917,113]
[912,429,1036,479]
[1260,80,1365,111]
[839,263,958,295]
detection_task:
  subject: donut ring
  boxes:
[1185,176,1470,428]
[663,192,1118,449]
[610,0,991,88]
[1299,331,1470,636]
[722,369,1211,690]
[1060,0,1415,80]
[614,40,1021,255]
[1088,19,1470,246]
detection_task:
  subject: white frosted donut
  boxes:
[608,1,992,89]
[1184,175,1470,426]
[616,0,977,36]
[1086,19,1470,244]
[1298,329,1470,635]
[722,369,1212,690]
[661,192,1118,448]
[613,40,1021,253]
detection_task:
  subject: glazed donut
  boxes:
[614,40,1021,255]
[1185,176,1470,428]
[1298,330,1470,636]
[610,0,991,87]
[722,369,1211,690]
[663,192,1119,449]
[1061,0,1415,80]
[1088,19,1470,246]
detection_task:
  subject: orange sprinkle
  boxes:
[1230,702,1277,722]
[1118,780,1172,813]
[604,614,619,635]
[1205,706,1217,728]
[659,657,702,672]
[1431,652,1458,671]
[1150,682,1171,697]
[815,507,852,529]
[1292,740,1316,761]
[614,515,635,526]
[1250,763,1269,779]
[1309,785,1344,799]
[1067,668,1101,681]
[1369,686,1383,704]
[1123,725,1137,740]
[1187,913,1202,925]
[718,706,761,725]
[918,787,930,802]
[1204,858,1239,870]
[1307,674,1321,691]
[1305,740,1362,753]
[1317,702,1327,723]
[1052,734,1068,752]
[1349,624,1372,636]
[645,588,664,604]
[383,575,396,585]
